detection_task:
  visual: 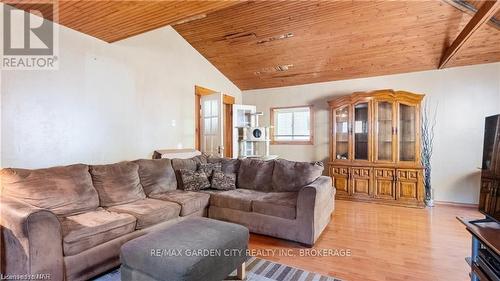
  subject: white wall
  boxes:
[0,6,241,169]
[243,63,500,204]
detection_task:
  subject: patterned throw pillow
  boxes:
[198,163,222,180]
[211,170,236,191]
[179,169,211,191]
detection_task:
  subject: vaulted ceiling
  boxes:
[2,0,241,43]
[4,0,500,90]
[173,1,500,90]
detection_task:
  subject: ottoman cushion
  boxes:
[120,217,248,281]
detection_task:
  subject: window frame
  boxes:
[270,105,314,145]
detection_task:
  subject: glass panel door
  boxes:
[335,106,349,160]
[399,103,416,161]
[377,101,393,161]
[354,102,369,160]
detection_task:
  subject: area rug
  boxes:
[93,256,342,281]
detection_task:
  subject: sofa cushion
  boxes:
[149,190,210,216]
[171,155,207,171]
[172,156,208,189]
[90,162,146,207]
[133,159,177,195]
[210,189,267,212]
[198,189,225,195]
[252,192,298,220]
[272,159,324,192]
[1,164,99,216]
[106,198,180,229]
[211,170,236,191]
[179,169,211,191]
[60,208,136,256]
[237,159,274,192]
[208,157,241,174]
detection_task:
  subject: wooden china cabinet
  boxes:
[328,89,425,208]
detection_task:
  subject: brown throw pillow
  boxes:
[211,170,236,191]
[179,169,211,191]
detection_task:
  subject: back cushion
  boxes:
[171,155,207,171]
[272,159,324,192]
[238,159,274,192]
[208,157,241,175]
[90,162,146,207]
[133,159,177,195]
[171,156,208,189]
[1,164,99,216]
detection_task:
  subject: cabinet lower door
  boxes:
[351,167,372,198]
[479,179,495,213]
[396,169,422,202]
[492,183,500,219]
[374,168,395,199]
[331,166,350,196]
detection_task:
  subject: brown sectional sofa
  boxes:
[0,156,335,281]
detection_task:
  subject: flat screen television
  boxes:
[478,114,500,222]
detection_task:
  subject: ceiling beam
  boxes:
[441,0,500,29]
[439,0,500,69]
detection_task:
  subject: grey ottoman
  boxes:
[120,217,249,281]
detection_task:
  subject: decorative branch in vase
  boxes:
[421,99,437,207]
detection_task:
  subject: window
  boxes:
[270,105,313,144]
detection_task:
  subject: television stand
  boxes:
[457,217,500,281]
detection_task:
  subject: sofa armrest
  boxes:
[296,176,335,245]
[0,196,64,280]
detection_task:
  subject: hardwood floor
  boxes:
[248,200,483,281]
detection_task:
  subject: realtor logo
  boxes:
[1,1,59,70]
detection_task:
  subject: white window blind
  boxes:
[272,106,312,142]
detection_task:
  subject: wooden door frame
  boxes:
[195,85,235,157]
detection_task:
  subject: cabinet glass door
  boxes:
[377,101,393,161]
[354,102,369,160]
[399,104,416,161]
[335,106,349,160]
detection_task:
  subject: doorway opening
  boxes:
[195,85,234,158]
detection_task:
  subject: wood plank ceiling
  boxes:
[1,0,242,43]
[173,1,500,90]
[3,0,499,90]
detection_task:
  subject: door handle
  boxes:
[218,146,224,155]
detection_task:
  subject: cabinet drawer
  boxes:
[331,166,349,176]
[397,169,419,181]
[351,167,371,178]
[375,168,395,179]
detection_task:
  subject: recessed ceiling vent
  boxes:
[257,32,294,44]
[274,64,293,71]
[254,64,294,76]
[224,32,257,42]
